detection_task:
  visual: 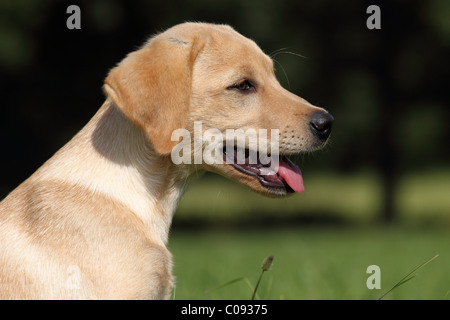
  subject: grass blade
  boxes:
[205,277,245,293]
[379,254,439,300]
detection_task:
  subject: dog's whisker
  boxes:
[270,50,307,59]
[268,47,288,58]
[272,58,291,90]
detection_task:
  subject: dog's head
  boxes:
[104,22,333,197]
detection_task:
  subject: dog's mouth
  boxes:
[222,146,304,194]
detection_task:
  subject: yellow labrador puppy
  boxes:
[0,23,333,299]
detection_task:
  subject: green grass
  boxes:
[169,168,450,299]
[169,227,449,300]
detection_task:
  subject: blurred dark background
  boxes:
[0,0,449,225]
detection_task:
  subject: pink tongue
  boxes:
[277,157,304,193]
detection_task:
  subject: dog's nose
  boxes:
[309,111,334,140]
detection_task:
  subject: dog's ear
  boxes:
[104,30,205,155]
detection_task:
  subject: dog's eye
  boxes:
[228,80,255,92]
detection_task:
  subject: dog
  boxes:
[0,22,333,299]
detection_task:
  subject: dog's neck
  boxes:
[34,100,191,245]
